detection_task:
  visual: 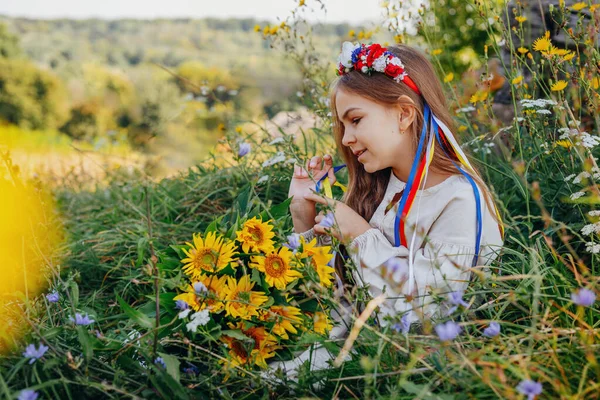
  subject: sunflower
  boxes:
[173,274,228,313]
[181,231,237,279]
[235,217,275,253]
[250,247,302,290]
[313,311,333,335]
[222,275,268,320]
[221,324,279,368]
[298,237,335,287]
[260,305,304,339]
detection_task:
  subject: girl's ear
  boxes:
[396,95,416,131]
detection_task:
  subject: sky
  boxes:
[0,0,385,24]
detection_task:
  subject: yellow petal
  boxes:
[551,80,568,91]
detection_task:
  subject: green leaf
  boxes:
[157,352,181,382]
[116,293,154,329]
[268,197,293,220]
[204,216,224,236]
[136,237,147,267]
[69,281,79,308]
[42,327,62,341]
[221,329,249,341]
[400,382,455,400]
[236,185,251,215]
[263,296,274,308]
[77,326,93,362]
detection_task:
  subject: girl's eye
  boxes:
[352,118,362,125]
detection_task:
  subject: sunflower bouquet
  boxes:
[165,213,338,373]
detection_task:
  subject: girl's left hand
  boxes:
[303,190,372,242]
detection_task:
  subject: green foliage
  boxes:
[0,58,69,129]
[0,23,21,59]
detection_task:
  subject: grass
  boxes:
[1,1,600,399]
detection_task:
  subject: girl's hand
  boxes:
[303,190,372,242]
[288,155,336,207]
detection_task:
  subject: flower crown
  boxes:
[336,42,421,95]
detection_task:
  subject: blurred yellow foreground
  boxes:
[0,155,64,352]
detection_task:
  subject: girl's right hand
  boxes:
[288,154,336,207]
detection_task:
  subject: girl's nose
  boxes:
[342,130,356,147]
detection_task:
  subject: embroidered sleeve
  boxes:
[348,228,480,323]
[297,227,333,247]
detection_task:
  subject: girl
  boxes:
[273,42,504,380]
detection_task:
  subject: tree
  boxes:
[0,58,69,129]
[0,23,21,59]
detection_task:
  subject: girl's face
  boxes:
[336,88,415,176]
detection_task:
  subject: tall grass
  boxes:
[1,1,599,399]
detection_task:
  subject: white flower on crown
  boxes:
[338,41,360,68]
[389,57,405,68]
[393,72,408,82]
[372,55,388,72]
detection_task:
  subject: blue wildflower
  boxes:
[175,300,189,311]
[154,357,166,368]
[238,143,251,157]
[320,212,335,228]
[69,313,95,326]
[193,282,207,294]
[22,343,49,364]
[571,288,596,307]
[516,379,542,400]
[46,291,59,303]
[446,290,470,315]
[391,312,412,335]
[483,321,501,338]
[18,390,39,400]
[183,363,200,375]
[283,234,301,251]
[434,321,462,341]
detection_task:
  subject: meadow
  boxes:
[0,1,599,399]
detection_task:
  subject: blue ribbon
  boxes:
[394,103,431,247]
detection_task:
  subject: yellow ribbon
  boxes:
[322,178,333,198]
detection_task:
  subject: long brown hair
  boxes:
[329,44,500,277]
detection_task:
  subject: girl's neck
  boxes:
[391,168,454,189]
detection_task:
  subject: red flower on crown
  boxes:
[366,44,386,67]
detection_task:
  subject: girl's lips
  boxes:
[357,149,367,160]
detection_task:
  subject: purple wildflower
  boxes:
[571,288,596,307]
[238,143,251,157]
[69,313,95,326]
[320,212,335,228]
[46,291,59,303]
[175,300,189,311]
[446,290,470,315]
[516,379,542,400]
[154,357,166,368]
[18,390,39,400]
[22,343,49,364]
[183,363,199,375]
[483,321,501,338]
[384,258,409,282]
[193,282,207,294]
[283,234,301,251]
[392,312,412,335]
[434,321,462,341]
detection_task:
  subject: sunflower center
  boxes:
[264,255,286,278]
[248,226,263,243]
[231,341,248,360]
[193,248,218,271]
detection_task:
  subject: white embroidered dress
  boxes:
[268,169,504,379]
